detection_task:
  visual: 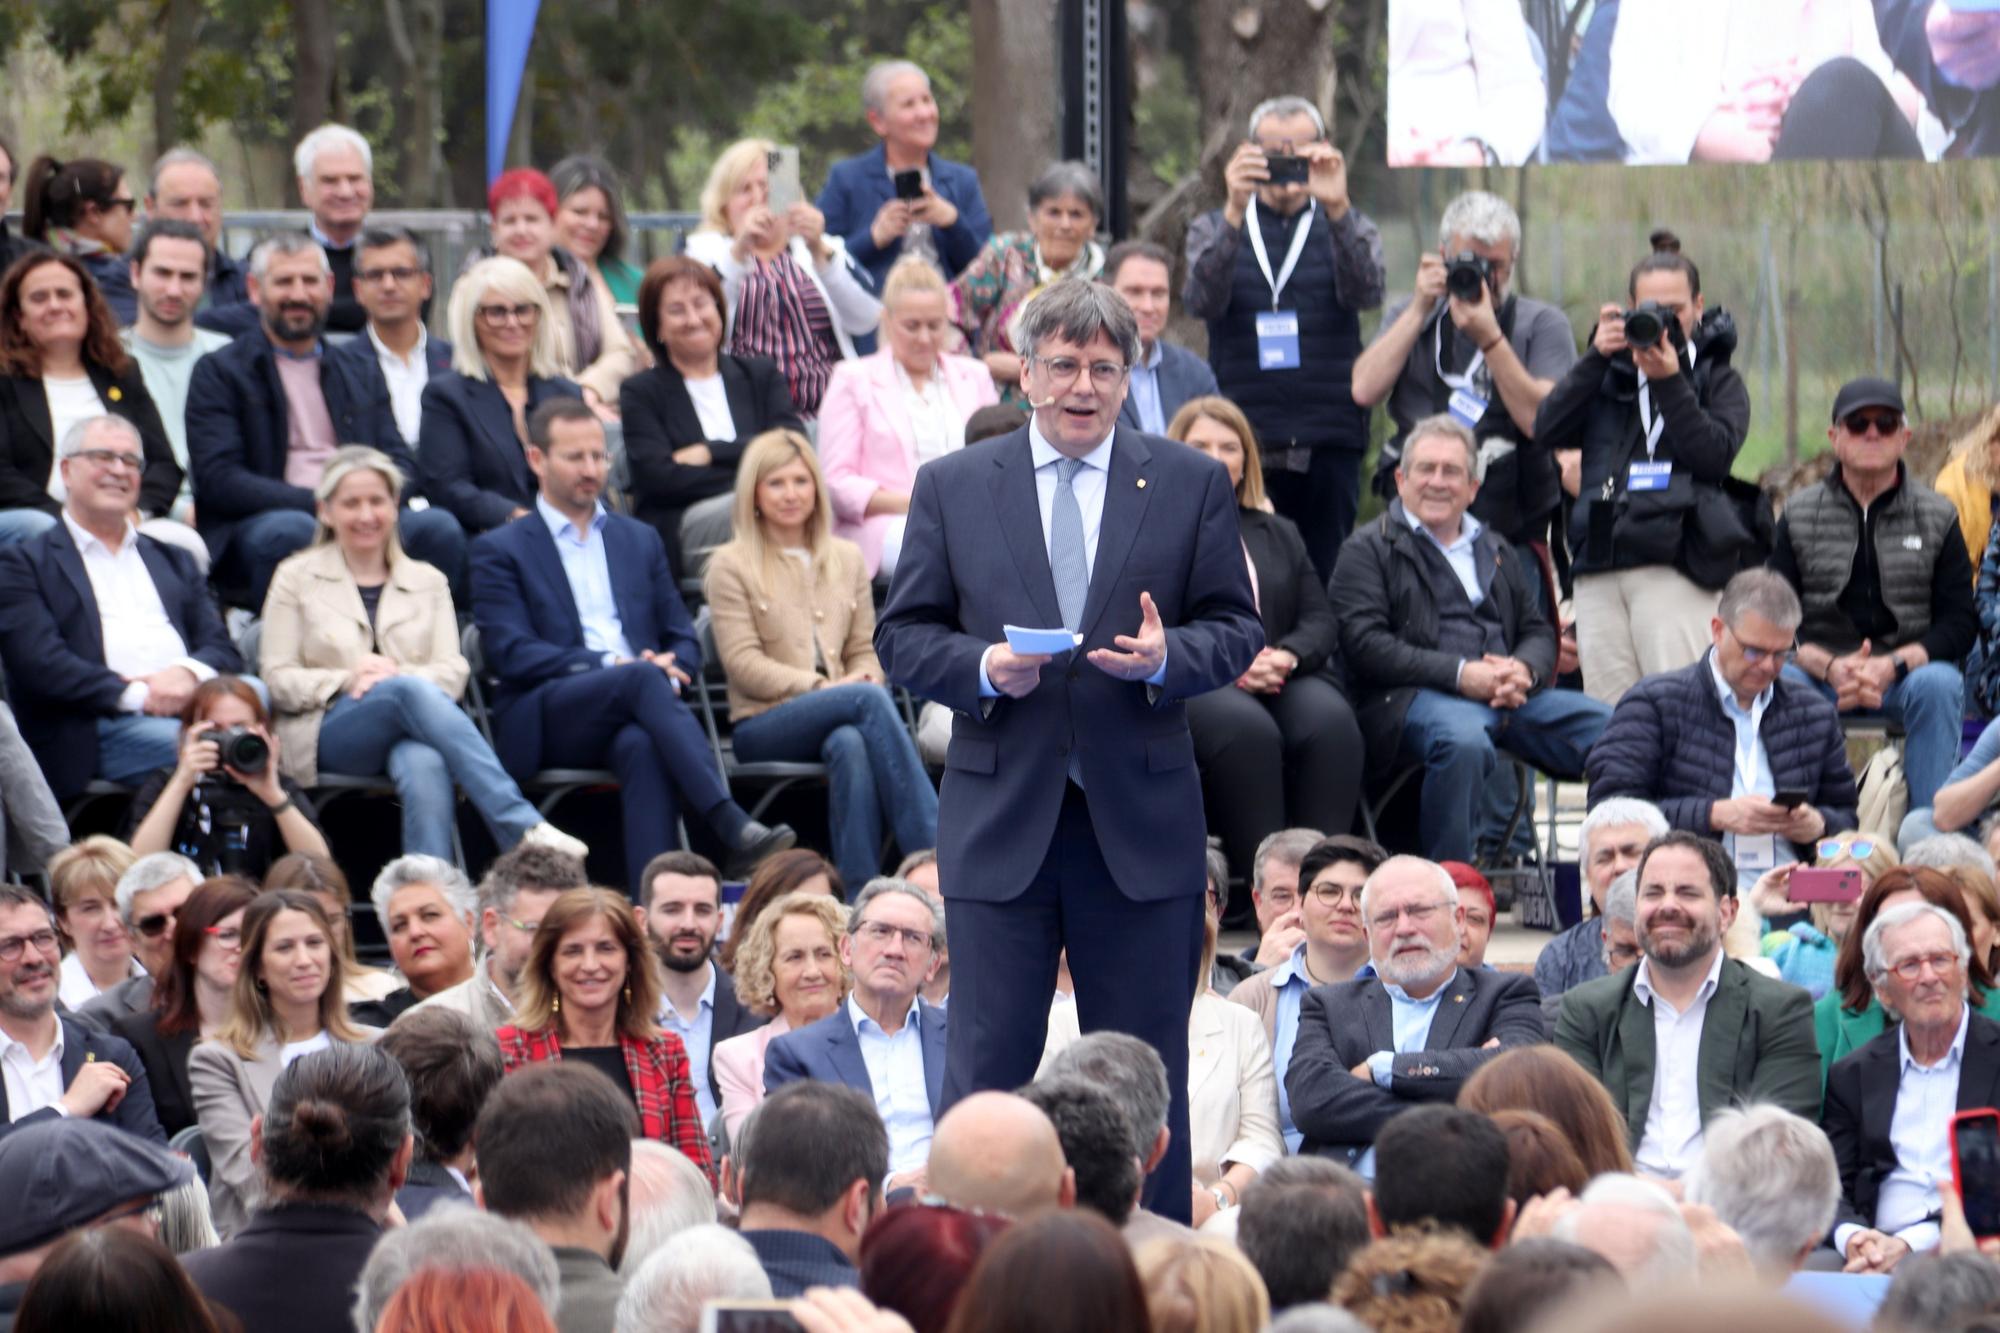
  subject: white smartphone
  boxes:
[766,146,803,212]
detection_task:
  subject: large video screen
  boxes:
[1387,0,2000,166]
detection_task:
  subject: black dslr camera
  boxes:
[1619,300,1678,348]
[210,726,270,776]
[1445,252,1493,303]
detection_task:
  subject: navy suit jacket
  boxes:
[416,371,581,534]
[1117,341,1219,433]
[468,507,701,779]
[875,424,1262,903]
[817,144,992,287]
[327,332,454,491]
[761,999,948,1119]
[0,524,240,798]
[1285,968,1547,1166]
[0,1015,167,1144]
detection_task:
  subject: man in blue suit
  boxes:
[875,280,1264,1223]
[1105,241,1218,437]
[817,60,992,289]
[328,226,452,460]
[468,398,794,895]
[764,878,947,1192]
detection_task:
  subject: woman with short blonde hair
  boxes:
[1134,1237,1270,1333]
[713,891,851,1140]
[47,835,142,1008]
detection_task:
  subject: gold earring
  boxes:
[623,985,632,1007]
[552,993,561,1014]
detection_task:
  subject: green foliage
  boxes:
[1133,52,1199,189]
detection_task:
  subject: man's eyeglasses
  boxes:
[1738,642,1796,665]
[1842,410,1903,437]
[1884,951,1960,983]
[503,915,544,934]
[1033,356,1128,389]
[1368,902,1450,931]
[70,448,144,472]
[357,266,424,284]
[1308,883,1362,908]
[1606,941,1642,969]
[0,928,60,963]
[1819,838,1875,861]
[476,303,539,325]
[133,911,176,940]
[855,920,933,951]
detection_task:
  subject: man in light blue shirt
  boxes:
[1105,241,1217,437]
[642,849,766,1130]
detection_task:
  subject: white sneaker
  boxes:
[521,823,589,862]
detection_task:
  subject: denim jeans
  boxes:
[96,715,183,783]
[1398,686,1614,862]
[1783,661,1964,809]
[729,683,938,889]
[0,508,57,545]
[318,675,541,860]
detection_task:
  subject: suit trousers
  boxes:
[943,782,1206,1223]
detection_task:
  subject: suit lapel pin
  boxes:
[107,387,122,402]
[1137,478,1147,488]
[1454,994,1465,1003]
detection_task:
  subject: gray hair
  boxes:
[1015,279,1141,368]
[249,232,331,282]
[1554,1173,1696,1287]
[1358,854,1458,923]
[369,854,476,934]
[1863,900,1971,983]
[157,1174,220,1256]
[1581,800,1670,857]
[614,1224,771,1333]
[861,59,930,116]
[350,1203,560,1333]
[1254,829,1323,894]
[1683,1105,1840,1272]
[1042,1030,1170,1152]
[1717,569,1802,634]
[1603,870,1639,928]
[58,414,142,460]
[1267,1308,1371,1333]
[1877,1251,2000,1333]
[1028,160,1104,222]
[149,146,220,198]
[1400,413,1483,483]
[115,852,201,922]
[1246,95,1326,139]
[294,122,373,183]
[1904,833,1999,879]
[1437,191,1521,256]
[848,876,946,953]
[619,1139,719,1277]
[1204,843,1231,899]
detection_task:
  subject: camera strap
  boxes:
[1246,196,1316,310]
[1635,340,1698,460]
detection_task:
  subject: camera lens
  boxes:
[215,727,269,776]
[1623,308,1664,346]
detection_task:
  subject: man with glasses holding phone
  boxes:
[1771,377,1973,820]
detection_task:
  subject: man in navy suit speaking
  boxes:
[876,280,1263,1222]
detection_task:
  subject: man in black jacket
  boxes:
[1330,416,1611,861]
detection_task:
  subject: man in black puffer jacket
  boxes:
[1586,569,1858,885]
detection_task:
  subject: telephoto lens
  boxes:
[211,727,270,776]
[1620,301,1667,347]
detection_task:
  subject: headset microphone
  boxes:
[1030,394,1062,409]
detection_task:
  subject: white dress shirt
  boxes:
[537,496,634,665]
[849,993,933,1177]
[368,324,432,445]
[279,1030,332,1068]
[63,512,216,713]
[1632,950,1724,1178]
[895,361,961,468]
[1707,650,1790,883]
[57,951,145,1011]
[659,961,720,1129]
[683,373,736,443]
[1833,1006,1969,1257]
[0,1018,65,1123]
[42,375,107,500]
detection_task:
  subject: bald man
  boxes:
[927,1091,1075,1218]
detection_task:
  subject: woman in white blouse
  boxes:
[1388,0,1549,166]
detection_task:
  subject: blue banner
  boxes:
[486,0,542,184]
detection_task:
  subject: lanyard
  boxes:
[1434,319,1486,394]
[1635,340,1698,460]
[1246,196,1316,311]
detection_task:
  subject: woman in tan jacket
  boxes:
[704,430,937,888]
[260,446,586,863]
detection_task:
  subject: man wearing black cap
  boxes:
[0,1117,191,1327]
[1770,376,1973,821]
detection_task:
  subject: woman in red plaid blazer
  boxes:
[494,887,716,1185]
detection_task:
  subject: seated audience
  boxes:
[619,256,802,569]
[763,877,946,1190]
[1456,1044,1637,1180]
[13,1226,230,1333]
[706,431,937,888]
[46,836,141,1010]
[1449,861,1496,967]
[1547,1175,1699,1287]
[1535,799,1667,999]
[1133,1236,1270,1333]
[0,702,68,883]
[950,161,1104,407]
[1202,846,1256,996]
[1368,1103,1514,1247]
[1174,397,1363,872]
[817,59,993,288]
[1285,856,1543,1171]
[74,852,201,1026]
[0,258,185,548]
[859,1205,1011,1333]
[1233,1157,1370,1313]
[1228,835,1386,1151]
[713,890,850,1139]
[1911,710,2000,848]
[620,1137,720,1275]
[144,147,251,334]
[417,256,581,534]
[108,876,257,1138]
[415,842,587,1029]
[18,155,138,323]
[181,1045,413,1333]
[817,255,996,578]
[1457,1240,1622,1333]
[1773,378,1970,815]
[474,1062,635,1333]
[263,851,400,1004]
[719,849,843,972]
[187,890,376,1238]
[469,398,795,887]
[615,1224,771,1333]
[292,124,376,334]
[1825,900,2000,1273]
[1105,240,1217,437]
[897,849,951,1005]
[1239,827,1321,964]
[352,1206,560,1333]
[1037,1030,1180,1233]
[551,156,644,308]
[1020,1075,1151,1238]
[0,883,164,1141]
[327,227,450,456]
[1188,914,1280,1227]
[1331,1230,1486,1333]
[1683,1104,1841,1280]
[943,1211,1150,1333]
[639,851,766,1132]
[733,1080,888,1296]
[121,218,233,523]
[686,139,879,420]
[1876,1251,2000,1331]
[185,233,459,607]
[125,676,331,879]
[1489,1108,1590,1203]
[927,1091,1073,1218]
[374,1267,557,1333]
[1554,832,1822,1176]
[1330,415,1609,860]
[1753,830,1893,999]
[483,167,637,414]
[351,854,479,1026]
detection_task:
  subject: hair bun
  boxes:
[290,1097,354,1150]
[1648,228,1682,255]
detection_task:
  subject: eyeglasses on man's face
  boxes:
[1032,355,1128,389]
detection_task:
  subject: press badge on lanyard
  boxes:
[1248,195,1315,373]
[1629,341,1698,493]
[1438,324,1489,430]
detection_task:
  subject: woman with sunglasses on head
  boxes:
[1747,831,1898,1000]
[18,155,139,323]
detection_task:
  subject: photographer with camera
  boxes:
[1534,232,1753,706]
[125,675,328,879]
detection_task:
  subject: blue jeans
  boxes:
[96,715,182,783]
[1783,662,1963,809]
[230,508,468,610]
[729,683,938,890]
[0,509,57,545]
[1398,687,1614,862]
[318,675,540,860]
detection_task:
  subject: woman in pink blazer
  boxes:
[816,255,998,578]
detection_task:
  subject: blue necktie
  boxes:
[1051,458,1088,632]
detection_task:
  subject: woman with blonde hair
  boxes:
[712,891,851,1138]
[263,851,398,1003]
[704,430,937,889]
[261,444,583,865]
[46,834,141,1009]
[1748,831,1899,999]
[1134,1236,1271,1333]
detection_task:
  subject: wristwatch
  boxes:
[1209,1185,1233,1213]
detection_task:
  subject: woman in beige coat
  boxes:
[259,446,585,863]
[703,430,937,889]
